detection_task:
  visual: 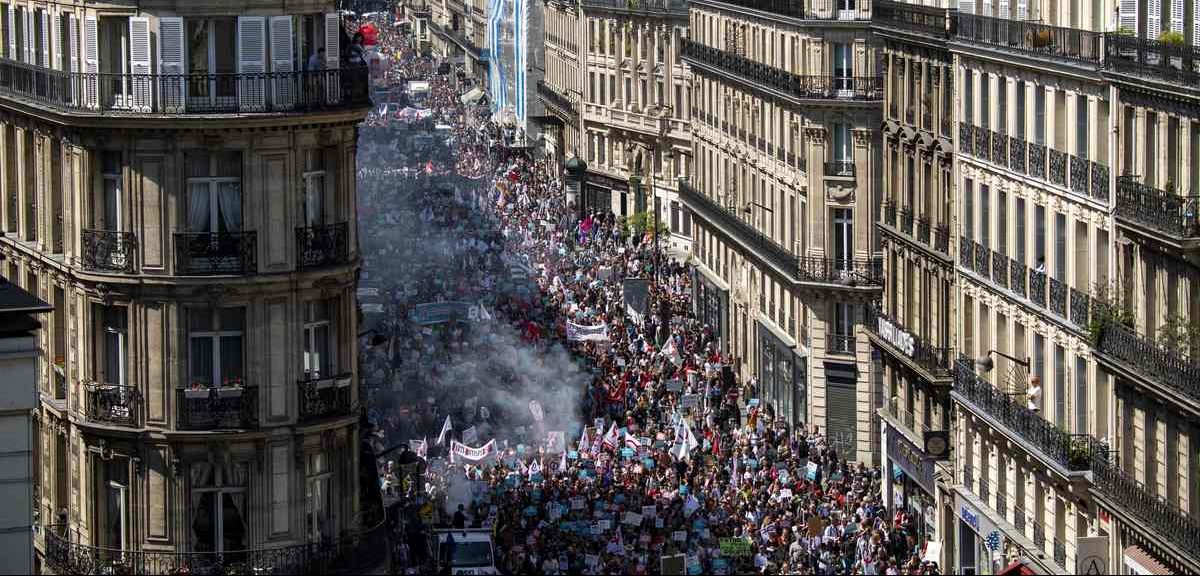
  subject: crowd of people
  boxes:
[354,13,939,576]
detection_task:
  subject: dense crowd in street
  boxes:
[353,13,938,575]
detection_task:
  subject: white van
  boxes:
[432,529,498,575]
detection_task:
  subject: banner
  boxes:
[719,537,752,557]
[462,426,479,444]
[567,321,609,341]
[450,439,497,461]
[411,438,427,459]
[410,301,472,325]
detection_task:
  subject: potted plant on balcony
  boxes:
[1029,28,1055,49]
[185,382,211,399]
[1159,30,1186,46]
[218,377,244,398]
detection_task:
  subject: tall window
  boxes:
[980,75,990,129]
[1054,212,1067,280]
[1035,87,1046,145]
[997,190,1008,255]
[833,43,852,92]
[1054,345,1066,425]
[101,461,129,551]
[832,208,853,270]
[186,152,243,233]
[102,151,122,231]
[101,306,127,386]
[306,452,333,542]
[832,123,852,163]
[1033,333,1046,411]
[963,69,974,125]
[190,462,248,553]
[997,77,1007,135]
[188,307,245,387]
[1075,356,1088,433]
[303,149,327,227]
[187,18,237,102]
[99,17,131,104]
[1076,95,1089,159]
[833,302,855,351]
[980,184,990,248]
[962,178,974,239]
[1016,198,1026,262]
[303,300,333,381]
[1034,204,1046,270]
[1015,80,1026,139]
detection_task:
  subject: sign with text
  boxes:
[876,314,916,357]
[719,537,752,557]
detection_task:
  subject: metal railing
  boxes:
[1048,277,1068,317]
[1028,269,1047,307]
[828,333,857,355]
[962,125,1109,202]
[899,207,914,235]
[953,358,1094,471]
[1069,288,1091,327]
[1115,175,1200,240]
[537,80,578,118]
[700,0,871,20]
[883,200,897,227]
[933,224,950,254]
[0,58,370,115]
[81,229,138,273]
[1105,33,1200,87]
[798,256,884,286]
[1091,453,1200,558]
[177,386,259,430]
[84,383,141,428]
[299,375,355,421]
[43,519,388,576]
[296,222,350,270]
[955,13,1102,63]
[581,0,689,15]
[992,251,1009,288]
[916,216,931,244]
[825,160,856,177]
[681,39,882,101]
[175,231,257,276]
[1094,321,1200,407]
[866,304,953,375]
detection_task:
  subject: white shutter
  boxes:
[1016,0,1028,19]
[50,8,59,70]
[67,13,78,105]
[269,16,294,110]
[237,16,266,110]
[157,16,184,111]
[26,8,33,64]
[6,7,14,61]
[1195,0,1200,46]
[982,0,993,16]
[960,0,976,15]
[324,12,340,68]
[39,9,47,67]
[82,14,97,109]
[1170,0,1183,32]
[1148,0,1161,37]
[23,8,31,64]
[1118,0,1137,31]
[998,0,1009,18]
[128,17,151,110]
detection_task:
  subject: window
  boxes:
[997,77,1007,135]
[188,307,245,387]
[997,190,1007,255]
[962,178,974,239]
[186,152,243,233]
[102,151,122,231]
[980,184,990,248]
[1016,198,1026,262]
[1054,212,1067,280]
[306,452,333,542]
[832,123,852,163]
[980,74,990,129]
[832,302,855,353]
[1146,112,1158,187]
[190,462,248,553]
[1033,333,1045,411]
[101,461,129,551]
[1075,356,1088,433]
[1054,345,1066,425]
[303,300,333,381]
[187,18,237,103]
[1035,87,1046,145]
[1015,80,1026,139]
[670,200,680,233]
[833,43,852,92]
[101,306,127,386]
[1034,204,1046,270]
[1076,95,1089,159]
[963,69,973,125]
[832,208,853,271]
[303,149,327,226]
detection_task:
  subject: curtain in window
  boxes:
[220,335,243,384]
[187,183,211,232]
[217,181,241,232]
[190,337,214,386]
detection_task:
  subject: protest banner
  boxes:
[567,321,609,341]
[665,380,684,392]
[622,511,643,526]
[449,439,496,461]
[462,426,478,444]
[680,394,701,410]
[719,537,752,557]
[409,301,472,324]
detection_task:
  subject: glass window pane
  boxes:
[189,308,213,332]
[190,337,214,386]
[220,335,243,384]
[220,308,245,332]
[221,492,247,551]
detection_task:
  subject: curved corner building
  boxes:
[0,2,374,573]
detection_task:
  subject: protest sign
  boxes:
[529,400,544,422]
[806,461,819,480]
[665,380,684,392]
[571,496,586,510]
[680,394,701,410]
[449,439,496,461]
[719,537,752,557]
[547,431,565,453]
[641,505,656,518]
[672,530,687,542]
[622,511,643,526]
[462,426,478,444]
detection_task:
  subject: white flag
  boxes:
[436,415,453,445]
[529,400,544,422]
[602,422,620,451]
[462,426,478,445]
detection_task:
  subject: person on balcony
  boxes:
[1026,376,1043,412]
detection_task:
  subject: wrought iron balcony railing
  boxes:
[1094,321,1200,408]
[84,383,141,428]
[296,223,350,270]
[962,126,1109,202]
[798,256,884,286]
[681,39,882,101]
[1114,175,1200,241]
[0,58,370,115]
[43,519,389,576]
[883,201,897,227]
[825,160,856,177]
[1028,269,1047,307]
[1069,288,1091,327]
[955,13,1102,64]
[1091,453,1200,559]
[916,216,931,244]
[1105,33,1200,88]
[1048,277,1068,317]
[953,358,1094,471]
[991,251,1009,288]
[81,229,137,273]
[698,0,871,20]
[827,333,857,355]
[899,207,914,235]
[174,231,257,276]
[177,386,259,430]
[581,0,689,15]
[299,375,355,421]
[933,224,950,254]
[973,241,989,277]
[866,304,953,376]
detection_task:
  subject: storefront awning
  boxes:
[1123,545,1172,575]
[998,559,1040,576]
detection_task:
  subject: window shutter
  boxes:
[998,0,1009,19]
[324,13,340,68]
[236,16,266,110]
[982,0,993,16]
[1148,0,1161,37]
[960,0,975,15]
[67,13,78,104]
[23,8,31,64]
[128,17,151,110]
[157,16,185,111]
[6,7,13,61]
[1170,0,1183,32]
[1017,0,1027,19]
[39,9,47,67]
[1195,0,1200,45]
[270,445,289,534]
[82,14,97,109]
[269,16,294,110]
[1118,0,1136,31]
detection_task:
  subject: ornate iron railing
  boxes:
[1114,175,1200,240]
[678,181,798,278]
[992,251,1009,288]
[1010,259,1026,297]
[1014,505,1027,531]
[1053,539,1067,567]
[956,13,1102,63]
[974,126,990,161]
[1090,162,1109,201]
[827,333,856,355]
[43,519,389,576]
[581,0,689,15]
[1009,135,1027,173]
[933,224,950,254]
[1069,156,1089,196]
[1048,148,1067,187]
[1068,288,1090,328]
[825,160,856,177]
[81,229,138,273]
[84,383,141,427]
[1095,321,1200,406]
[177,386,259,430]
[866,304,953,375]
[916,216,931,244]
[299,375,355,421]
[959,235,972,264]
[1028,269,1047,307]
[959,123,974,156]
[991,132,1007,167]
[899,207,914,235]
[1105,33,1200,87]
[1091,454,1200,558]
[798,256,884,286]
[973,242,989,277]
[174,232,257,275]
[697,0,871,19]
[883,200,897,227]
[1048,277,1068,317]
[940,113,952,137]
[681,39,882,101]
[953,358,1093,471]
[0,59,370,115]
[1028,141,1047,179]
[296,223,350,270]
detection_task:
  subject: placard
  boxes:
[622,511,643,526]
[680,394,701,409]
[718,537,752,557]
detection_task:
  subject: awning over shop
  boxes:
[997,559,1040,576]
[1123,545,1172,575]
[460,87,485,105]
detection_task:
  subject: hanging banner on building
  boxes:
[410,301,472,324]
[1076,536,1108,575]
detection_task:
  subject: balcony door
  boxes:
[832,208,854,273]
[303,149,327,227]
[186,153,243,234]
[99,16,153,110]
[187,18,237,109]
[190,462,248,554]
[188,307,245,388]
[98,461,130,552]
[833,43,853,94]
[302,300,332,381]
[100,306,127,387]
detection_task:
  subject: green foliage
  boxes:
[1116,26,1136,36]
[1087,281,1135,345]
[1159,30,1186,45]
[622,211,669,237]
[1156,314,1200,359]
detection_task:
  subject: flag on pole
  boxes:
[602,422,620,451]
[437,415,453,445]
[624,433,641,452]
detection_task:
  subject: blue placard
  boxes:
[524,505,539,517]
[642,458,655,470]
[620,447,635,458]
[568,451,579,460]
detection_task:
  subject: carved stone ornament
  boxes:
[199,284,234,303]
[315,275,342,298]
[852,129,873,148]
[804,126,827,145]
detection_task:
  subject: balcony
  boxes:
[865,304,953,378]
[80,229,137,273]
[177,386,259,430]
[898,207,914,236]
[696,0,871,20]
[296,223,350,270]
[825,160,856,178]
[798,256,884,286]
[83,383,141,428]
[827,333,856,355]
[681,39,882,102]
[299,375,355,422]
[174,232,257,276]
[955,13,1102,65]
[0,59,370,116]
[1114,175,1200,245]
[537,80,578,122]
[952,358,1094,472]
[882,397,943,447]
[882,200,897,227]
[873,0,956,37]
[43,519,389,576]
[1091,456,1200,564]
[1094,321,1200,412]
[580,0,688,15]
[1105,33,1200,89]
[933,224,950,254]
[962,124,1109,202]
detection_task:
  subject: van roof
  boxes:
[436,531,492,543]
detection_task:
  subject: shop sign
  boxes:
[1076,536,1108,575]
[887,426,935,493]
[877,314,916,357]
[954,492,999,541]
